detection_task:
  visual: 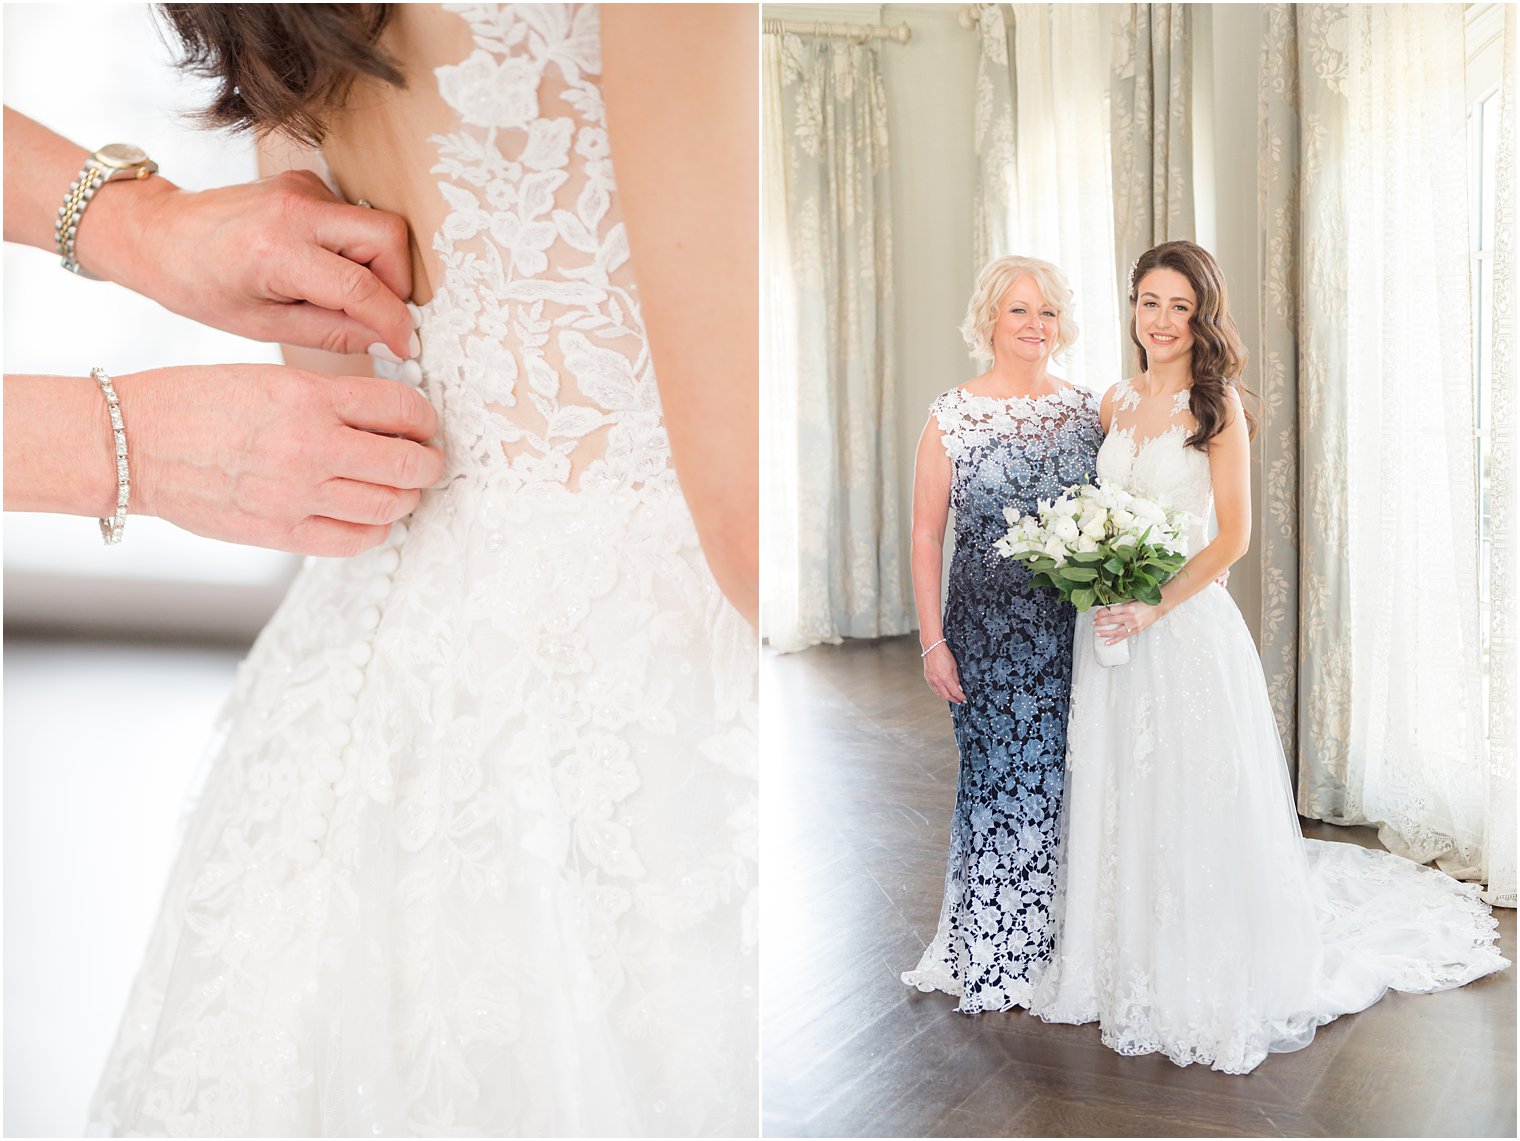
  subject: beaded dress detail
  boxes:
[90,6,757,1135]
[902,385,1102,1012]
[1030,378,1507,1073]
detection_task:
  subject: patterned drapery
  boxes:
[761,32,912,653]
[1259,4,1509,901]
[1110,3,1195,316]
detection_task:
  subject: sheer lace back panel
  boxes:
[1098,378,1212,551]
[325,3,672,494]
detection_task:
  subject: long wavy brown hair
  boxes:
[1128,240,1256,450]
[157,4,401,145]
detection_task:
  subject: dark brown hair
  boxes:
[1128,240,1256,450]
[157,4,402,146]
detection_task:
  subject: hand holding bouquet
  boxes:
[995,482,1192,664]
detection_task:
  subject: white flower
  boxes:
[1003,506,1022,526]
[1042,537,1069,565]
[1111,508,1136,530]
[1073,536,1099,553]
[1052,516,1080,543]
[1080,517,1107,542]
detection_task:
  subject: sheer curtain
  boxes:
[1482,5,1516,906]
[972,4,1121,389]
[1259,4,1511,902]
[761,31,912,653]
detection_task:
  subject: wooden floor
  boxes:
[760,635,1517,1138]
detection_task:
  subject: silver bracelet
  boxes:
[920,638,946,658]
[91,367,130,544]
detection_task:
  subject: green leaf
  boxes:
[1071,587,1096,610]
[1061,567,1099,582]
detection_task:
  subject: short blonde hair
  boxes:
[959,255,1080,363]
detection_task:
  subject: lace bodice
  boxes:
[932,385,1103,570]
[1098,378,1212,553]
[363,4,674,496]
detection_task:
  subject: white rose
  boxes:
[1052,516,1080,543]
[1042,537,1069,565]
[1003,506,1022,526]
[1073,536,1099,553]
[1081,517,1107,541]
[1111,508,1135,530]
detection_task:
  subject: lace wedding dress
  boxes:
[90,6,757,1134]
[1029,378,1508,1074]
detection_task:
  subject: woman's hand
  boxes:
[923,643,967,704]
[86,170,417,359]
[117,365,444,557]
[1094,600,1164,645]
[2,110,417,358]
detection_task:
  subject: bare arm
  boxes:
[911,418,966,703]
[4,105,414,357]
[600,5,759,630]
[1100,390,1250,642]
[3,366,444,557]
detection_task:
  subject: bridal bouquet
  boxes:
[995,482,1192,665]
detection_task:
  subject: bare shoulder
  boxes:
[1098,378,1134,430]
[1220,383,1247,428]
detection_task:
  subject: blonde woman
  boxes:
[902,256,1103,1011]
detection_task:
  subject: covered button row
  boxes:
[289,519,409,868]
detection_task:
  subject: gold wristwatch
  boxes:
[55,143,159,278]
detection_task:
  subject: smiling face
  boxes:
[991,277,1059,366]
[1134,268,1197,367]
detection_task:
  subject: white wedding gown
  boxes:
[1029,378,1507,1074]
[89,6,757,1135]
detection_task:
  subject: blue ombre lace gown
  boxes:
[902,385,1102,1012]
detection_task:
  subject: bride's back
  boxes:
[319,4,672,495]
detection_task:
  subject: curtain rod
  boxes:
[761,18,913,44]
[958,4,992,30]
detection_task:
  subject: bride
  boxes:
[90,4,757,1135]
[1030,240,1508,1074]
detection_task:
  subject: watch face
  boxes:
[96,143,149,168]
